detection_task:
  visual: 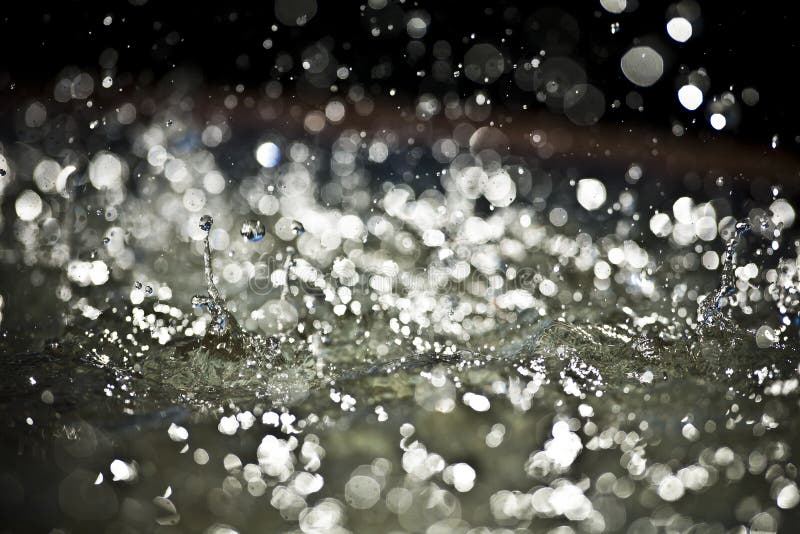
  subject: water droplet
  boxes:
[0,169,6,176]
[772,134,779,149]
[291,220,305,236]
[735,221,751,236]
[166,120,173,127]
[715,176,724,187]
[145,285,153,295]
[134,281,142,289]
[103,237,110,245]
[199,215,213,232]
[191,295,209,308]
[240,219,266,242]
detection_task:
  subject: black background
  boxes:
[0,0,797,148]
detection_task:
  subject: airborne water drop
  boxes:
[240,219,266,242]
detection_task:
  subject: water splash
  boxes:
[191,215,228,333]
[280,247,297,301]
[191,215,279,357]
[3,4,800,532]
[697,220,751,326]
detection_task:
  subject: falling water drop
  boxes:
[240,219,266,242]
[199,215,213,232]
[772,134,779,149]
[291,220,305,236]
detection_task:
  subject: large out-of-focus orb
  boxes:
[463,44,505,84]
[564,84,606,126]
[275,0,317,26]
[256,142,281,168]
[620,46,664,87]
[678,84,703,111]
[576,178,607,211]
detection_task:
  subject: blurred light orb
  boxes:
[666,17,693,42]
[368,141,389,163]
[325,100,346,123]
[755,325,777,348]
[406,16,428,39]
[25,101,47,127]
[344,475,381,509]
[770,198,795,227]
[576,178,607,211]
[777,483,800,509]
[742,87,760,106]
[16,190,43,221]
[203,171,226,194]
[564,84,606,126]
[710,113,726,130]
[89,152,124,190]
[464,43,505,84]
[275,0,317,26]
[620,46,664,87]
[483,170,516,207]
[678,84,703,110]
[303,111,326,133]
[33,159,61,193]
[599,0,627,14]
[256,142,281,168]
[650,213,673,237]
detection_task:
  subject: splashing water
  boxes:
[191,215,231,335]
[697,220,752,327]
[191,215,278,357]
[3,2,800,532]
[3,113,800,530]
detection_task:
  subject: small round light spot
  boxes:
[710,113,726,130]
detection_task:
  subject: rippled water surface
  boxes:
[3,1,800,532]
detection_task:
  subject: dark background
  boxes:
[0,0,797,148]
